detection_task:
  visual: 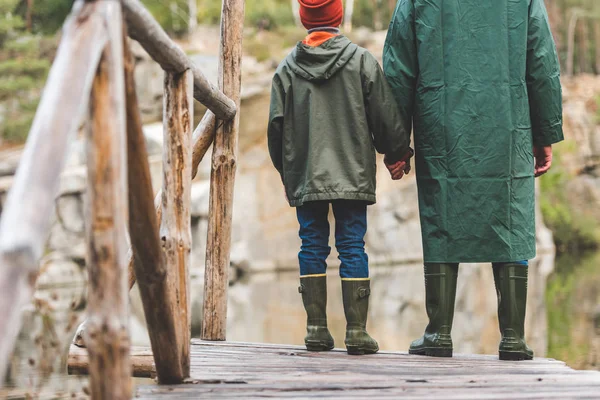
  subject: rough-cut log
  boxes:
[73,111,216,349]
[202,0,246,341]
[160,69,193,378]
[121,0,236,121]
[68,345,154,379]
[84,3,131,399]
[191,111,218,178]
[0,0,108,384]
[126,110,215,290]
[85,5,132,398]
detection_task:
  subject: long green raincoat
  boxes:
[383,0,563,263]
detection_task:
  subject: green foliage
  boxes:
[14,0,73,34]
[546,252,600,368]
[197,0,294,30]
[142,0,191,36]
[245,0,294,30]
[243,25,305,62]
[0,58,49,77]
[0,0,53,144]
[196,0,221,25]
[539,141,600,255]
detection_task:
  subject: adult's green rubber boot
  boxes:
[493,264,534,361]
[409,263,458,358]
[341,279,379,355]
[299,275,334,351]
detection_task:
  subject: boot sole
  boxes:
[499,351,533,361]
[305,341,334,352]
[409,347,453,358]
[346,345,379,355]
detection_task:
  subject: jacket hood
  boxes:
[286,35,358,81]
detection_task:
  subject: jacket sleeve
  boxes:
[267,74,285,178]
[382,0,418,140]
[526,0,564,147]
[362,52,411,164]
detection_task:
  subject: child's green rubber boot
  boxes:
[342,279,379,355]
[299,275,334,351]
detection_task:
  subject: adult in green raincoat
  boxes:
[383,0,563,360]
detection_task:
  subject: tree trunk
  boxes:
[0,1,108,384]
[188,0,197,34]
[291,0,301,27]
[25,0,34,32]
[83,2,131,398]
[344,0,355,32]
[372,0,382,31]
[160,68,193,378]
[567,10,578,77]
[594,21,600,74]
[577,18,590,74]
[202,0,246,341]
[546,0,561,48]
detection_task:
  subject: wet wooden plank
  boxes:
[70,341,600,399]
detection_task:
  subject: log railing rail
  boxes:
[0,0,245,395]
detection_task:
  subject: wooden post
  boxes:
[202,0,245,341]
[0,0,108,384]
[160,68,193,377]
[83,2,131,398]
[72,110,216,349]
[121,0,236,121]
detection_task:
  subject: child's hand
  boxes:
[385,148,414,180]
[386,160,408,180]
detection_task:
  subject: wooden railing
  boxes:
[0,0,245,397]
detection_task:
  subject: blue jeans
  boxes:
[296,200,369,279]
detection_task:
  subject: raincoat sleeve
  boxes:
[526,0,564,147]
[267,74,285,179]
[382,0,418,138]
[361,52,411,164]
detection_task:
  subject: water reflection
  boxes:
[546,251,600,370]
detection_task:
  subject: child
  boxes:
[267,0,412,355]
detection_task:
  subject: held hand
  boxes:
[385,148,414,180]
[386,160,408,180]
[534,145,552,177]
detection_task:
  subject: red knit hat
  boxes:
[298,0,343,30]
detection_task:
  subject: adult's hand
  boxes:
[534,145,553,177]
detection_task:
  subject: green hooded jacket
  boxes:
[268,35,411,207]
[383,0,563,263]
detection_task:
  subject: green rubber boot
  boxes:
[493,264,534,361]
[341,279,379,355]
[299,275,334,351]
[409,263,458,358]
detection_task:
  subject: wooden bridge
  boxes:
[67,340,600,399]
[0,0,599,399]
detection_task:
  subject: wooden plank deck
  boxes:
[68,340,600,399]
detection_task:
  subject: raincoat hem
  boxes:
[423,251,536,265]
[289,192,376,207]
